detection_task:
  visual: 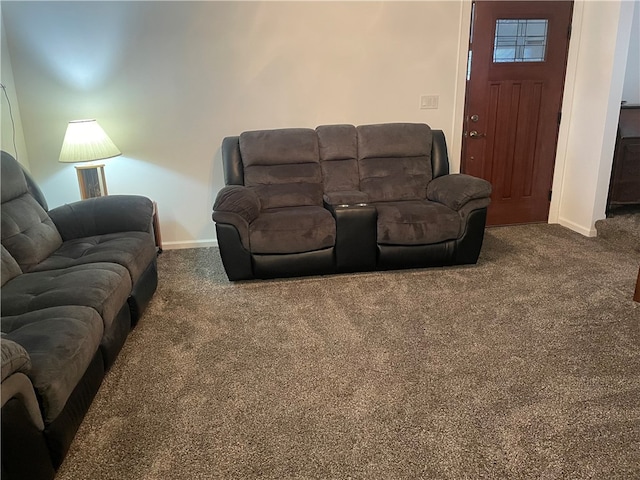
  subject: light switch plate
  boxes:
[420,95,439,109]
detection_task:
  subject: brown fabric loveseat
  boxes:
[1,151,158,480]
[213,123,492,280]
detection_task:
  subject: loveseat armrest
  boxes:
[213,185,260,223]
[426,174,492,211]
[213,186,261,251]
[48,195,154,241]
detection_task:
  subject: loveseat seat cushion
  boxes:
[240,128,323,209]
[375,200,461,245]
[2,306,103,423]
[357,123,433,203]
[0,262,132,333]
[28,232,157,286]
[249,206,336,254]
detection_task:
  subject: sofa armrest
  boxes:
[1,338,31,383]
[426,174,492,211]
[1,373,45,431]
[323,190,370,207]
[0,339,44,429]
[48,195,154,240]
[213,186,260,223]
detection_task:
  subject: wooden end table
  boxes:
[152,201,163,254]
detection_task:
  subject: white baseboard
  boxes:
[161,239,219,250]
[557,217,597,237]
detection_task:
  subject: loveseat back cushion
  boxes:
[1,245,22,287]
[239,128,323,210]
[1,154,62,272]
[357,123,433,203]
[316,124,360,193]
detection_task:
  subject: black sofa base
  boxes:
[253,248,335,279]
[1,399,56,480]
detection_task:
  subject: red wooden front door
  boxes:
[462,1,573,225]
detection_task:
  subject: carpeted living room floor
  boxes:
[56,223,640,480]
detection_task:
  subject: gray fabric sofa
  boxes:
[213,123,492,280]
[0,151,158,480]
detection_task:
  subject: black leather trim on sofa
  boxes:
[221,136,244,185]
[431,129,450,179]
[454,208,489,264]
[328,203,378,273]
[43,351,105,469]
[377,241,456,270]
[215,223,254,281]
[1,398,56,480]
[253,248,335,279]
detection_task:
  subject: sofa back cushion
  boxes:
[239,129,323,210]
[1,152,62,271]
[357,123,433,203]
[316,124,360,193]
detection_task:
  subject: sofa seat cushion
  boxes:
[28,232,156,285]
[0,262,131,332]
[249,206,336,254]
[375,200,461,245]
[2,306,103,423]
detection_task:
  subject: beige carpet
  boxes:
[56,224,640,480]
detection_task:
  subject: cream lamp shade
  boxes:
[59,119,121,200]
[58,119,121,163]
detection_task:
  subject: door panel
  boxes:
[462,1,573,225]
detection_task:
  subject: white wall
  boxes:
[2,1,467,248]
[3,1,636,244]
[1,12,29,169]
[551,0,635,236]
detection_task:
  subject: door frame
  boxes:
[451,0,627,234]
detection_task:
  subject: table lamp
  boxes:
[58,119,121,199]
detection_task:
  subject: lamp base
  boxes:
[75,164,108,200]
